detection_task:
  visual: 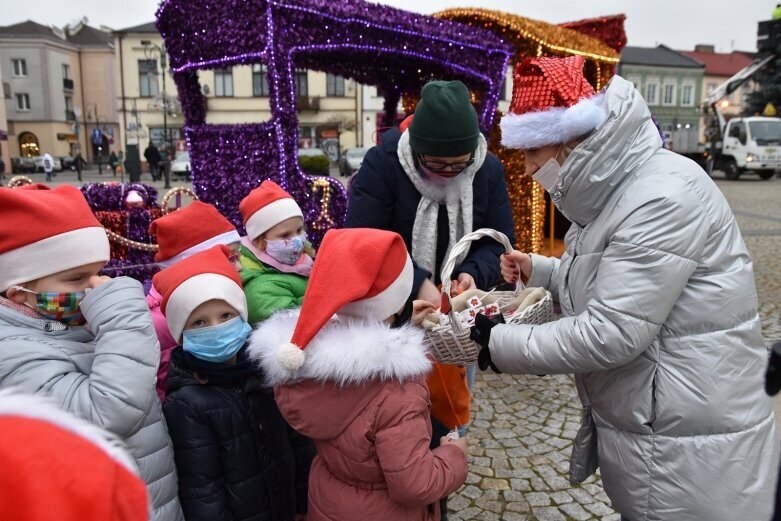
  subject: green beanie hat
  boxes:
[408,80,480,157]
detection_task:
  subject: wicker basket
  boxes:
[423,228,554,365]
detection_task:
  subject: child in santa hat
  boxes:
[249,228,466,521]
[239,180,314,324]
[148,200,241,400]
[0,184,183,521]
[155,245,313,521]
[0,390,149,521]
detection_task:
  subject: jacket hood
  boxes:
[247,309,432,387]
[555,75,663,226]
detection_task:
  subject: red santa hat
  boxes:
[150,201,240,266]
[500,56,605,150]
[0,184,110,291]
[276,228,413,371]
[0,390,148,521]
[152,245,247,341]
[239,180,304,240]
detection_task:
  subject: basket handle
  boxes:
[440,228,523,334]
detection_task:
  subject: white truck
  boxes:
[716,116,781,180]
[702,53,781,180]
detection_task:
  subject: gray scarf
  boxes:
[397,130,487,281]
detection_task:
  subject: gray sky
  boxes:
[2,0,774,53]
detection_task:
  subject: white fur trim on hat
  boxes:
[157,229,241,268]
[245,198,304,240]
[0,227,110,291]
[500,93,605,150]
[0,390,138,475]
[165,273,248,341]
[338,254,414,322]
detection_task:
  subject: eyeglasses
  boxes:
[417,153,475,174]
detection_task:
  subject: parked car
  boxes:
[298,147,330,176]
[171,150,191,181]
[11,157,36,173]
[339,147,368,176]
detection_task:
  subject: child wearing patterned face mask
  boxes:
[155,245,313,521]
[0,184,184,521]
[238,180,314,324]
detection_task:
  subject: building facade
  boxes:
[618,45,704,151]
[680,45,755,141]
[0,20,119,166]
[114,22,361,167]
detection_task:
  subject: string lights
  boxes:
[155,0,512,246]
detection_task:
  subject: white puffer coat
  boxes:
[489,76,779,521]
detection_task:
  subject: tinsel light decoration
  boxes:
[432,8,623,253]
[560,15,627,54]
[310,177,335,232]
[155,0,512,246]
[81,183,163,281]
[7,176,34,188]
[435,8,619,95]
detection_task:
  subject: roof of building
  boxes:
[620,45,704,69]
[114,22,158,34]
[66,24,112,46]
[679,50,754,77]
[0,20,112,47]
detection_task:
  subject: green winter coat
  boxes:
[240,245,308,325]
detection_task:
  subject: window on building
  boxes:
[12,58,27,77]
[326,73,345,97]
[16,93,31,111]
[295,69,308,97]
[138,60,159,97]
[645,79,659,106]
[214,68,233,97]
[681,83,695,107]
[252,64,270,97]
[65,96,74,120]
[662,82,676,106]
[62,63,71,79]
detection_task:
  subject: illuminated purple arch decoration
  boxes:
[156,0,511,243]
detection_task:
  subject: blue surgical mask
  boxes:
[182,316,252,363]
[266,233,306,265]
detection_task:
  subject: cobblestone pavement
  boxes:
[450,172,781,520]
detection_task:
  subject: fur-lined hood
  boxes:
[247,309,432,386]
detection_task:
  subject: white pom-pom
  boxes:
[277,343,305,371]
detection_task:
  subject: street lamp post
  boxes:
[142,40,172,188]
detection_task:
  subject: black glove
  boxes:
[766,342,781,396]
[470,313,504,373]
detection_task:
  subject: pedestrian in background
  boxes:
[74,151,85,182]
[41,153,54,182]
[109,151,119,177]
[144,142,161,181]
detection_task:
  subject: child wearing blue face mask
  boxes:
[155,245,313,521]
[0,184,184,521]
[238,180,314,324]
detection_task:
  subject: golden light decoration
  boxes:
[161,186,200,214]
[7,176,34,188]
[105,229,160,253]
[310,178,335,231]
[418,8,622,253]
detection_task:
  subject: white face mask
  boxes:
[532,157,561,192]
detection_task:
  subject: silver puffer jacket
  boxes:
[0,278,183,521]
[489,76,779,520]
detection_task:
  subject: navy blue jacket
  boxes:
[346,128,515,296]
[164,347,313,521]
